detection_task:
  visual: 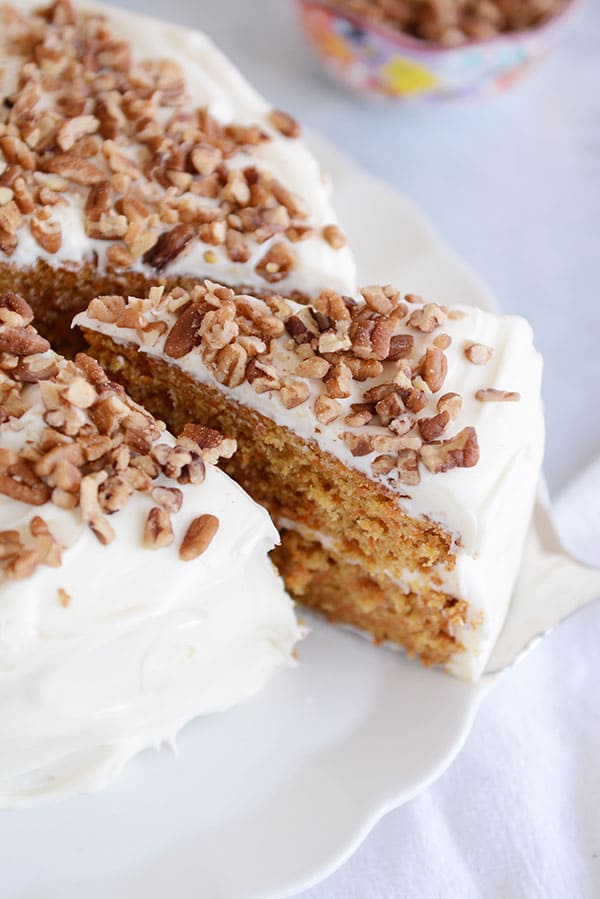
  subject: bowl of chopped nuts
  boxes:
[297,0,580,100]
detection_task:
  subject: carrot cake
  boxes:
[75,280,544,681]
[0,293,300,806]
[0,0,355,351]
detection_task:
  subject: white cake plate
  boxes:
[2,134,599,899]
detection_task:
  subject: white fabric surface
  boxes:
[99,0,600,894]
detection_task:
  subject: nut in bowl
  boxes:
[297,0,581,100]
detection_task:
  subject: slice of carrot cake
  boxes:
[0,292,300,806]
[0,0,355,351]
[75,280,544,681]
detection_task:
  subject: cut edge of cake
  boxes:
[73,279,545,681]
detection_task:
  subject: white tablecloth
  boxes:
[113,0,600,893]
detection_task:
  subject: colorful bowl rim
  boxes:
[297,0,583,55]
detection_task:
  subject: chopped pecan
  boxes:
[142,223,196,270]
[360,285,393,315]
[0,293,34,327]
[465,343,494,365]
[476,388,520,402]
[280,379,310,409]
[57,115,99,151]
[0,461,51,506]
[214,343,247,387]
[418,411,451,442]
[143,506,174,549]
[408,303,447,333]
[420,427,480,473]
[371,455,396,476]
[387,333,414,361]
[268,109,300,138]
[0,327,50,356]
[178,423,236,464]
[42,154,105,184]
[322,224,346,249]
[341,432,374,457]
[151,485,183,513]
[324,361,352,399]
[314,394,342,424]
[397,449,420,486]
[255,242,295,283]
[164,303,205,359]
[437,392,462,419]
[420,346,448,393]
[180,514,220,561]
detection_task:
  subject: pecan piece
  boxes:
[0,293,33,327]
[418,411,451,442]
[397,449,420,486]
[476,388,520,402]
[142,223,196,270]
[0,327,50,356]
[0,461,51,506]
[465,343,494,365]
[255,243,295,283]
[322,224,346,249]
[437,392,462,419]
[143,507,174,549]
[180,514,220,561]
[314,394,342,424]
[42,154,105,185]
[164,303,205,359]
[420,427,480,473]
[420,346,448,393]
[268,109,300,138]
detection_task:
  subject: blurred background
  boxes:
[115,0,600,498]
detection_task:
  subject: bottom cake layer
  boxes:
[272,530,467,667]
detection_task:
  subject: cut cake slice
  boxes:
[0,292,300,806]
[75,280,544,680]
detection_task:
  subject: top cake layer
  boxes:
[0,0,356,296]
[75,280,544,553]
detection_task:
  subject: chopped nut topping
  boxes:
[0,297,235,580]
[0,4,343,281]
[268,109,301,138]
[476,388,521,402]
[420,427,480,473]
[280,379,311,409]
[143,506,174,549]
[437,392,462,419]
[314,394,342,424]
[81,276,528,488]
[322,224,346,249]
[465,343,494,365]
[179,514,219,560]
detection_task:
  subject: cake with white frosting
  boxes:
[0,0,355,352]
[76,280,544,681]
[0,293,300,806]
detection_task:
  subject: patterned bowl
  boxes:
[296,0,581,100]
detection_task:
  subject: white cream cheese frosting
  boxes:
[0,0,356,296]
[0,343,301,807]
[75,288,544,681]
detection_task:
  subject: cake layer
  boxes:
[75,280,544,679]
[272,529,467,667]
[0,0,355,347]
[0,297,300,805]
